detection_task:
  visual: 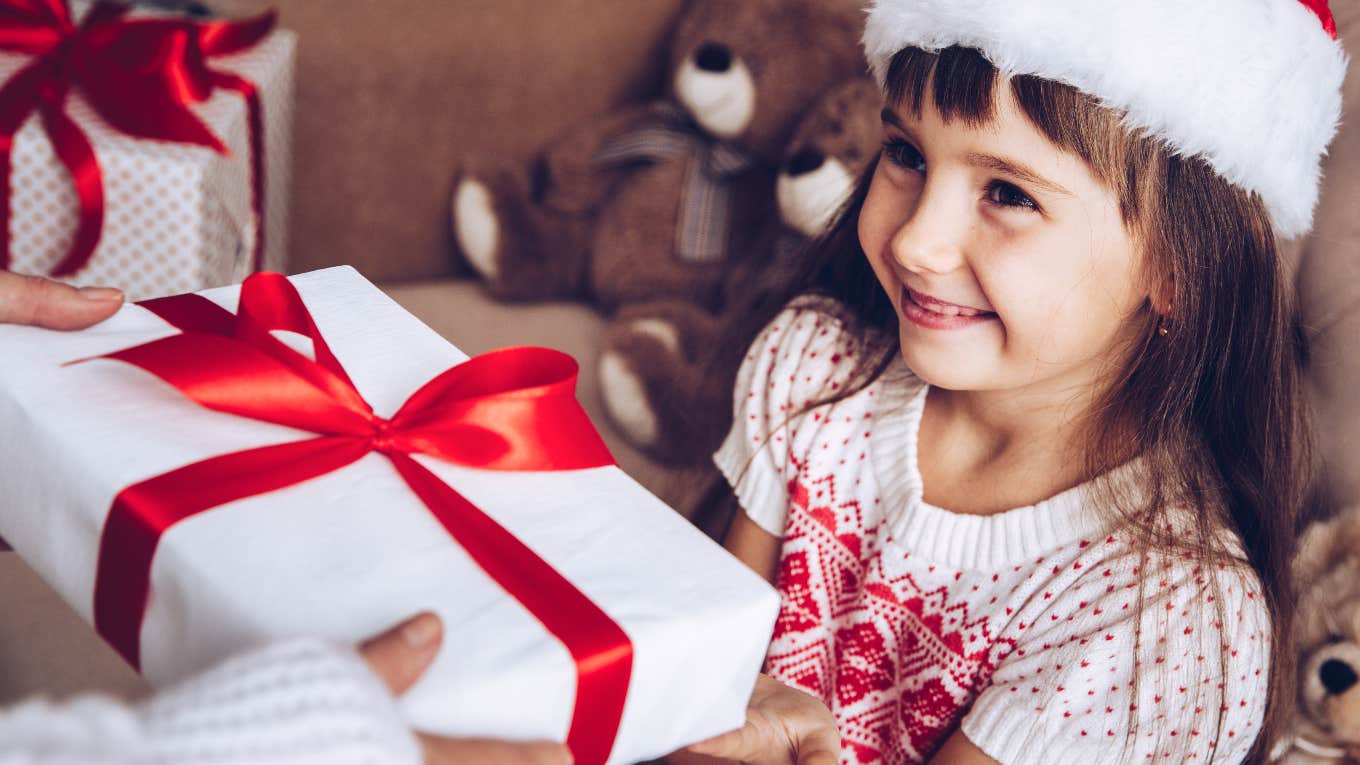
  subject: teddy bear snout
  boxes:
[674,41,756,141]
[786,148,826,177]
[1321,658,1360,695]
[694,42,733,73]
[1301,640,1360,740]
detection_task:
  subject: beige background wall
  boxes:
[217,0,686,282]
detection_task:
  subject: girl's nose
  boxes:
[889,185,966,276]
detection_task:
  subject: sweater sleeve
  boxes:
[712,296,865,537]
[960,548,1271,765]
[0,638,421,765]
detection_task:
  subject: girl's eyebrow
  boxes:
[964,153,1074,198]
[880,107,1074,198]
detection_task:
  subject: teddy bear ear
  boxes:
[1295,508,1360,584]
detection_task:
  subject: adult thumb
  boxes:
[0,271,122,330]
[358,612,444,697]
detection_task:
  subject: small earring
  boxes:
[1157,320,1169,337]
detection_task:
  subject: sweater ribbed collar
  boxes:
[866,357,1117,570]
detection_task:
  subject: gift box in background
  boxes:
[0,1,294,301]
[0,266,779,765]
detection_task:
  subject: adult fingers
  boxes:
[0,271,122,330]
[357,612,443,696]
[419,735,573,765]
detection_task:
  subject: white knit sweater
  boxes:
[0,638,420,765]
[715,296,1271,765]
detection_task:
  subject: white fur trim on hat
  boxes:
[862,0,1349,238]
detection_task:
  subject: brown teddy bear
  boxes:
[596,77,884,466]
[1276,509,1360,764]
[448,0,866,314]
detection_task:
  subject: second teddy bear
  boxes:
[596,78,884,466]
[1277,508,1360,764]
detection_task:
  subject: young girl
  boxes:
[679,1,1347,764]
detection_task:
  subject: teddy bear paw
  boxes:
[598,317,686,448]
[620,317,682,355]
[599,350,660,448]
[452,177,501,282]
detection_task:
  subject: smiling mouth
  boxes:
[899,287,997,331]
[902,287,995,318]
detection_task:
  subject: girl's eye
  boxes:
[987,180,1039,212]
[882,138,926,173]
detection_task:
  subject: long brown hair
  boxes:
[706,46,1310,763]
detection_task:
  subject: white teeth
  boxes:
[906,288,990,318]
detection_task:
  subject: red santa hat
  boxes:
[862,0,1349,238]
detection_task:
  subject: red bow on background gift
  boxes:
[0,0,273,276]
[82,273,632,765]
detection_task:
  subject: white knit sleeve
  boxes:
[0,638,421,765]
[713,296,864,537]
[961,549,1271,765]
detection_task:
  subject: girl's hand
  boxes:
[684,673,840,765]
[359,612,573,765]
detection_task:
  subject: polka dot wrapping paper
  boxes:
[0,10,294,302]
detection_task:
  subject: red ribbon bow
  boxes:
[0,0,273,276]
[85,273,632,765]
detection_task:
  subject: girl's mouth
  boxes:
[900,287,997,330]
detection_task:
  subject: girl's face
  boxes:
[859,83,1151,400]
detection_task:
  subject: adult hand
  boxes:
[0,271,123,330]
[683,673,840,765]
[359,613,573,765]
[0,271,124,551]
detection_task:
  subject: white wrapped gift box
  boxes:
[0,4,294,300]
[0,266,779,764]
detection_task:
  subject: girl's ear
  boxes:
[1143,257,1174,321]
[1135,234,1174,320]
[1151,276,1174,322]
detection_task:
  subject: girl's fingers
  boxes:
[684,722,762,761]
[357,611,443,696]
[419,735,573,765]
[795,727,842,765]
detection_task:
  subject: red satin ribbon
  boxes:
[0,0,274,276]
[85,273,632,765]
[1298,0,1338,39]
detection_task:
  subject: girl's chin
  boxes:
[896,334,991,390]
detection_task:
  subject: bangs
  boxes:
[886,45,998,127]
[885,46,1153,222]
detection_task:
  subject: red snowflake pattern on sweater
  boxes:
[767,466,1014,762]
